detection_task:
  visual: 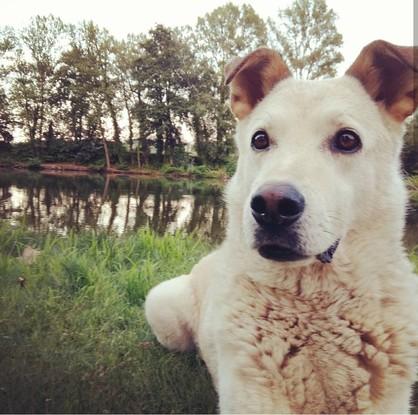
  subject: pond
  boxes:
[0,169,417,249]
[0,170,226,243]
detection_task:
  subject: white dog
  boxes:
[145,40,418,413]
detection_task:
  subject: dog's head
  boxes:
[225,40,417,265]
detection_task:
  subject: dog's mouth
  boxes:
[258,244,307,262]
[258,239,340,263]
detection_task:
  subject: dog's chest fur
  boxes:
[219,270,415,414]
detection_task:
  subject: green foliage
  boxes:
[0,2,345,168]
[132,25,200,165]
[189,165,212,178]
[185,2,268,165]
[410,246,418,274]
[9,15,66,147]
[0,27,16,143]
[403,113,418,174]
[192,2,268,72]
[0,224,217,413]
[268,0,343,79]
[160,164,186,175]
[225,154,238,177]
[407,175,418,203]
[0,88,13,143]
[0,26,16,57]
[159,164,227,179]
[26,157,42,170]
[4,142,35,161]
[2,4,415,173]
[4,139,128,167]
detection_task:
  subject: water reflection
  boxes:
[0,170,417,249]
[0,170,226,242]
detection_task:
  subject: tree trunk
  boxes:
[192,114,206,164]
[156,127,164,165]
[38,77,46,144]
[127,109,134,164]
[102,137,111,171]
[123,92,134,164]
[106,97,121,143]
[30,116,39,157]
[136,144,141,169]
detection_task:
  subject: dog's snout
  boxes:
[251,183,305,228]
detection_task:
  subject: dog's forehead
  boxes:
[251,76,376,127]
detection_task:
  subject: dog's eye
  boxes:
[251,130,270,151]
[331,129,362,153]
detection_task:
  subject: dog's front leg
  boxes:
[145,274,197,352]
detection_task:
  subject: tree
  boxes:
[182,58,219,165]
[133,25,192,165]
[0,27,16,143]
[55,22,127,169]
[0,90,13,143]
[80,22,122,143]
[55,40,94,141]
[186,3,268,164]
[114,35,144,164]
[268,0,343,79]
[10,15,66,151]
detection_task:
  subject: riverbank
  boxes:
[0,225,217,413]
[0,160,230,181]
[0,224,417,413]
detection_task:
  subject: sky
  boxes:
[1,0,414,75]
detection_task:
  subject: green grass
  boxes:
[160,164,228,180]
[407,175,418,204]
[0,223,417,413]
[0,224,216,413]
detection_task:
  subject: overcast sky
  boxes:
[1,0,414,74]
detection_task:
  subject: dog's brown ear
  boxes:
[225,48,291,119]
[346,40,418,122]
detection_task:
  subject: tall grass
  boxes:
[407,175,418,204]
[0,224,216,413]
[0,224,417,413]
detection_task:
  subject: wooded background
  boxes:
[0,0,416,172]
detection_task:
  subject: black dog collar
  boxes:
[316,240,340,264]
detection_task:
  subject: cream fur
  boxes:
[145,74,418,413]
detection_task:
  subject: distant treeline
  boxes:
[2,0,414,172]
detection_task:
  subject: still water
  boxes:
[0,170,226,242]
[0,170,417,249]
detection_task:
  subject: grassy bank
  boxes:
[0,225,417,413]
[0,158,231,181]
[0,225,216,413]
[407,175,418,204]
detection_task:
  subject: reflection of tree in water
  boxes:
[151,187,180,235]
[0,172,106,233]
[133,180,151,230]
[0,171,227,242]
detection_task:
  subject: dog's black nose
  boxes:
[251,183,305,228]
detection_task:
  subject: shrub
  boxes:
[160,165,186,175]
[27,157,42,170]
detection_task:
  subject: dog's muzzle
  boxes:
[250,183,341,264]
